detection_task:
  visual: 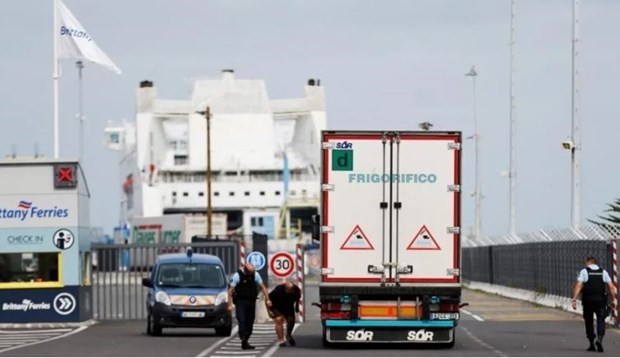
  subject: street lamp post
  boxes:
[509,0,517,236]
[466,66,482,242]
[570,0,582,229]
[197,107,213,237]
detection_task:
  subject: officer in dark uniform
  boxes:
[571,256,617,353]
[227,263,271,350]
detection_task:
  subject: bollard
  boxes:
[296,243,305,323]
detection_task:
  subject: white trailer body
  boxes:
[317,131,461,346]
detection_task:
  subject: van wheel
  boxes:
[147,313,162,336]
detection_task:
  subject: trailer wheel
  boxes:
[442,331,456,348]
[322,326,334,348]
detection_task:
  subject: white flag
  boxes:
[55,0,121,74]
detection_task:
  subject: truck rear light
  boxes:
[321,311,351,320]
[440,303,459,312]
[321,302,351,311]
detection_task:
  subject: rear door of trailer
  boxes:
[321,131,460,284]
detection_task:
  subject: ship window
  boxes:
[199,192,204,197]
[290,190,296,196]
[260,191,265,196]
[244,192,250,196]
[229,192,235,197]
[258,217,264,226]
[174,155,188,165]
[172,191,177,196]
[251,218,256,226]
[183,192,188,197]
[275,191,281,196]
[214,192,220,197]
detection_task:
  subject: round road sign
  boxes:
[270,251,295,278]
[246,251,266,270]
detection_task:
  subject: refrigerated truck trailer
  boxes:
[314,131,462,347]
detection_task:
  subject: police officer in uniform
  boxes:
[571,256,617,353]
[227,263,271,350]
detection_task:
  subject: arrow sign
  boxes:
[53,293,76,315]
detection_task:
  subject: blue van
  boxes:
[141,249,232,336]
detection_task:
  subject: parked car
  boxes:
[142,249,232,336]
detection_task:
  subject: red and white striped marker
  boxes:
[613,239,618,327]
[296,243,305,323]
[240,238,246,267]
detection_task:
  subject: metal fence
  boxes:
[463,224,620,247]
[91,240,239,320]
[463,240,612,298]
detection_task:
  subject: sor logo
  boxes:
[335,141,353,149]
[407,329,435,342]
[346,329,374,341]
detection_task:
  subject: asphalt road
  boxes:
[3,286,620,357]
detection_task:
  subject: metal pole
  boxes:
[76,61,84,166]
[571,0,582,229]
[509,0,517,235]
[53,0,60,159]
[466,66,481,242]
[206,107,213,237]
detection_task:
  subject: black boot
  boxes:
[595,341,604,353]
[241,340,255,350]
[587,342,596,352]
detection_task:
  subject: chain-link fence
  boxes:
[463,224,620,247]
[462,225,617,299]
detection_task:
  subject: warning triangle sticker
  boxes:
[340,225,375,250]
[406,225,441,251]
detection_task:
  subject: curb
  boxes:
[0,319,98,329]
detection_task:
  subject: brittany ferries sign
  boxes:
[0,197,75,228]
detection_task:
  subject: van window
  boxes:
[157,263,226,288]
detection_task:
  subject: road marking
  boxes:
[462,309,485,322]
[262,325,299,357]
[461,326,506,357]
[199,324,279,357]
[195,326,240,357]
[0,326,88,355]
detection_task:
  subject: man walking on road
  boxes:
[228,263,272,350]
[268,281,301,347]
[571,256,617,353]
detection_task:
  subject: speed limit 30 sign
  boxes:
[270,251,295,278]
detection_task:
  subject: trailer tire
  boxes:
[322,326,334,348]
[442,331,456,348]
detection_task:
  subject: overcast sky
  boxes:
[1,0,619,237]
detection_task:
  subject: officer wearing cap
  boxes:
[571,256,617,353]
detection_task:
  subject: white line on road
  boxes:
[0,326,88,355]
[461,326,506,357]
[214,350,260,355]
[196,326,240,357]
[462,309,485,322]
[261,325,299,357]
[0,329,72,334]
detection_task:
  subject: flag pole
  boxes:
[76,60,84,166]
[53,0,60,159]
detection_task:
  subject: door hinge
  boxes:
[322,142,334,149]
[321,226,334,233]
[447,226,461,234]
[321,268,334,275]
[448,185,461,192]
[322,184,335,191]
[448,143,461,150]
[447,268,461,276]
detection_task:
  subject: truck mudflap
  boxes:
[324,320,455,343]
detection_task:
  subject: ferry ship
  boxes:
[104,70,326,240]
